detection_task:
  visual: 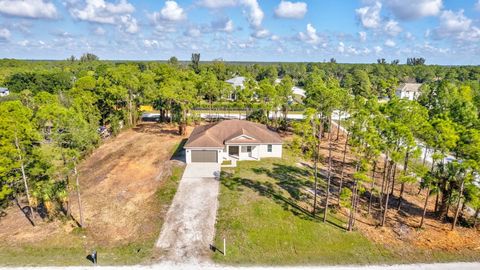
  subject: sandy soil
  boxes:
[312,125,480,256]
[0,123,190,247]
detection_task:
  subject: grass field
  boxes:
[0,165,185,266]
[212,148,397,265]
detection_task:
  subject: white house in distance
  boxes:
[0,87,9,97]
[225,76,245,100]
[395,83,422,100]
[184,119,283,164]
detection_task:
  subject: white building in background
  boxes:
[0,87,9,97]
[292,86,305,97]
[395,83,422,100]
[225,76,246,100]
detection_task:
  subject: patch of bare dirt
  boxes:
[0,123,191,247]
[313,123,480,256]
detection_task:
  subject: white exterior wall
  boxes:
[185,144,282,163]
[258,144,282,158]
[396,90,420,101]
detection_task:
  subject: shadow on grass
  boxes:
[221,170,318,221]
[170,138,187,162]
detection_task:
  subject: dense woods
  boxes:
[1,55,480,232]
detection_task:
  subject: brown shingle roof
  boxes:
[184,120,283,148]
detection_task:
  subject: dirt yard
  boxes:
[0,123,190,263]
[311,124,480,260]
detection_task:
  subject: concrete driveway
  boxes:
[156,163,221,263]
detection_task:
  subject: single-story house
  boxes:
[395,83,422,100]
[226,76,246,89]
[0,87,9,97]
[184,120,283,163]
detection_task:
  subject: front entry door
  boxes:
[229,146,239,156]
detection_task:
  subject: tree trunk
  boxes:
[451,179,465,230]
[397,151,410,211]
[348,180,358,231]
[439,178,450,220]
[419,188,430,228]
[337,132,349,206]
[74,161,85,228]
[379,154,389,210]
[323,117,333,223]
[312,120,319,217]
[15,135,34,222]
[335,111,342,141]
[422,146,428,165]
[381,161,393,226]
[390,163,397,196]
[128,91,133,126]
[368,161,377,215]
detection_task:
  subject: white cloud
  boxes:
[271,35,280,41]
[253,28,270,38]
[0,28,11,40]
[476,0,480,11]
[184,27,202,37]
[211,18,235,33]
[158,0,186,21]
[197,0,236,8]
[69,0,135,24]
[17,40,30,46]
[119,14,138,34]
[0,0,58,19]
[438,10,470,33]
[338,42,345,53]
[384,19,402,36]
[355,1,381,29]
[94,26,106,35]
[198,0,265,33]
[356,2,403,36]
[433,10,480,41]
[298,23,320,45]
[241,0,264,29]
[359,31,367,42]
[374,45,383,54]
[385,0,442,20]
[274,1,307,19]
[143,39,159,49]
[385,39,396,47]
[405,32,414,40]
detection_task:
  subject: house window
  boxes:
[267,144,272,152]
[247,146,252,152]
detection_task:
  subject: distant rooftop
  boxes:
[226,76,246,89]
[397,83,422,92]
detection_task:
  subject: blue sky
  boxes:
[0,0,479,64]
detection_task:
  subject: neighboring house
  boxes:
[395,83,422,100]
[292,86,305,98]
[184,119,283,164]
[0,87,9,97]
[225,76,246,100]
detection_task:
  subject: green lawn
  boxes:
[213,149,397,265]
[0,165,185,266]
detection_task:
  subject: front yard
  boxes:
[0,124,187,266]
[213,147,396,265]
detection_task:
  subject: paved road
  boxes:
[1,262,479,270]
[156,163,221,263]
